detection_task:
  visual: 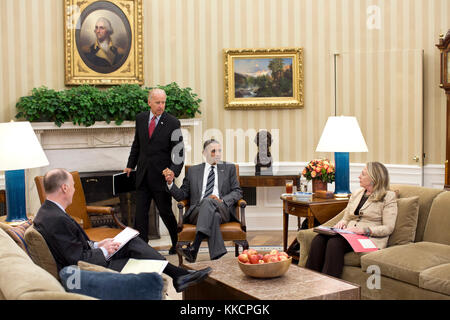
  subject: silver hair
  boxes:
[95,17,114,35]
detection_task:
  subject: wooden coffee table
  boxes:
[183,259,360,300]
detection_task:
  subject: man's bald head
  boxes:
[43,169,71,194]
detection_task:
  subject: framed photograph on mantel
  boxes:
[64,0,143,85]
[224,47,303,109]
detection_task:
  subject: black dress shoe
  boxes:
[173,267,212,293]
[181,246,198,263]
[168,246,177,255]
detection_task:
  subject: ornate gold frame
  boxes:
[224,47,303,109]
[64,0,143,85]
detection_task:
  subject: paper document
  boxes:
[339,233,378,252]
[106,227,140,260]
[358,238,377,249]
[314,226,378,252]
[121,259,168,275]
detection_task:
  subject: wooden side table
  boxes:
[281,196,349,261]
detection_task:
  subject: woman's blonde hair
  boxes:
[366,161,390,201]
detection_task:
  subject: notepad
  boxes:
[106,227,140,260]
[120,259,168,275]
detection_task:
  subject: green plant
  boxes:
[15,83,201,127]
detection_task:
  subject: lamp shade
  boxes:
[316,116,368,153]
[0,121,49,170]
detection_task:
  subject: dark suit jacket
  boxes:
[127,111,184,191]
[33,200,112,272]
[169,162,243,222]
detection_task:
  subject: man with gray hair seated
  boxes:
[33,168,211,293]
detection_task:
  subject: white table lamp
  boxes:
[0,121,49,223]
[316,116,368,195]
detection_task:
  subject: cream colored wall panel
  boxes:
[0,0,448,166]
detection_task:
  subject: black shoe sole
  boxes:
[174,267,212,292]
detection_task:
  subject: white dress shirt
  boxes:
[201,163,220,199]
[166,162,220,199]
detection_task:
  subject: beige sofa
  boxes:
[0,226,93,300]
[297,184,450,300]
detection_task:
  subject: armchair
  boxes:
[175,164,249,265]
[34,171,125,242]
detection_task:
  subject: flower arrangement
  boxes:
[302,159,335,183]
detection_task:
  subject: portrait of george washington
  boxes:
[75,1,132,74]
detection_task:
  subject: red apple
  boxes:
[257,254,263,260]
[263,254,271,263]
[279,255,288,261]
[268,255,279,263]
[270,249,279,255]
[238,253,249,263]
[258,260,265,264]
[247,249,258,256]
[278,252,288,258]
[249,255,260,264]
[242,249,248,255]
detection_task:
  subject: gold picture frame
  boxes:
[224,47,303,109]
[64,0,143,85]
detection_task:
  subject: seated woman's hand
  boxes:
[346,227,365,235]
[333,220,347,229]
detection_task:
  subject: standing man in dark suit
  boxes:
[124,88,184,253]
[33,169,211,293]
[163,139,243,262]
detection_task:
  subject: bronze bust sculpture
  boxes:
[254,130,273,176]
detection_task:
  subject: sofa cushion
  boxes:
[387,196,419,246]
[344,252,368,267]
[0,228,67,299]
[0,220,32,254]
[361,242,450,286]
[419,263,450,296]
[423,191,450,245]
[24,225,59,280]
[390,184,443,242]
[59,266,165,300]
[77,260,119,273]
[77,260,169,299]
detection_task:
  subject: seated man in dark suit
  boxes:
[33,168,211,293]
[163,139,243,262]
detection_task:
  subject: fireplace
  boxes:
[27,120,202,237]
[80,171,160,239]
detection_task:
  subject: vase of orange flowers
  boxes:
[302,159,335,193]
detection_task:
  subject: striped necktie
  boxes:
[203,166,215,198]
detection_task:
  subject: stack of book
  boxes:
[294,192,313,201]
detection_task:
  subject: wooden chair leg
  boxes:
[234,240,249,256]
[176,241,190,266]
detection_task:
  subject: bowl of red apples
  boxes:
[237,248,292,278]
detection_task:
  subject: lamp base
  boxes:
[5,169,28,223]
[334,152,351,195]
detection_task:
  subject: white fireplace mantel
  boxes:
[32,119,202,152]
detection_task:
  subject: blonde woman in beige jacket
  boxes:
[305,162,398,278]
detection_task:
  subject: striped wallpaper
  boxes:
[0,0,448,165]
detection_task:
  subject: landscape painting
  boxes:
[234,58,293,98]
[224,48,303,109]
